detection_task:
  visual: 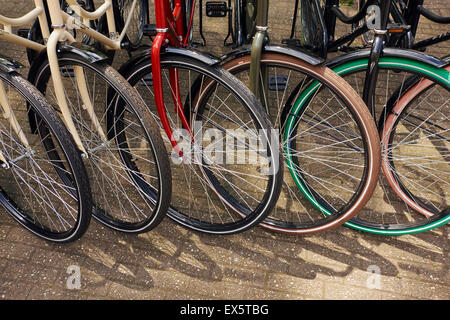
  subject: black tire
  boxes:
[325,54,450,235]
[30,52,171,233]
[121,52,283,234]
[0,70,92,242]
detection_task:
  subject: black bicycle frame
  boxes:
[288,0,449,53]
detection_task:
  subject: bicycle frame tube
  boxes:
[151,0,197,156]
[0,82,31,151]
[0,0,48,52]
[63,0,138,50]
[249,0,268,99]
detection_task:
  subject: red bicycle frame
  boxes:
[151,0,197,156]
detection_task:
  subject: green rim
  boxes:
[284,56,450,235]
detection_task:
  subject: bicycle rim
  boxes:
[122,53,283,234]
[31,53,170,233]
[327,56,449,235]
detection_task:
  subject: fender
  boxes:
[118,46,222,77]
[218,45,324,66]
[0,54,24,73]
[325,48,449,133]
[28,42,109,85]
[325,47,447,69]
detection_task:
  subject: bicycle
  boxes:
[281,0,450,234]
[0,0,172,233]
[169,0,383,235]
[353,0,450,51]
[202,0,449,235]
[0,53,92,242]
[23,0,149,65]
[118,0,285,235]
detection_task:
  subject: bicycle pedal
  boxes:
[206,1,229,17]
[191,41,206,47]
[17,29,30,39]
[268,75,288,91]
[387,23,410,34]
[142,24,157,36]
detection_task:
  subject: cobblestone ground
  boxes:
[0,0,449,300]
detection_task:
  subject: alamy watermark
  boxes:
[366,5,381,30]
[366,265,381,290]
[168,121,280,175]
[66,265,81,290]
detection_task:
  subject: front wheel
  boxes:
[0,71,92,242]
[121,52,283,234]
[328,55,450,235]
[221,51,381,234]
[30,51,171,233]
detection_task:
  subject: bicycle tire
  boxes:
[120,51,283,234]
[30,51,171,233]
[322,55,449,234]
[0,70,92,242]
[381,64,450,218]
[26,0,100,66]
[221,51,381,234]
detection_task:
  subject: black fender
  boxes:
[27,42,109,133]
[27,42,109,85]
[218,45,324,66]
[325,47,448,69]
[118,46,222,78]
[0,54,24,73]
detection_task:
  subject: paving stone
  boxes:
[0,0,448,301]
[0,241,35,262]
[0,279,32,299]
[266,273,325,299]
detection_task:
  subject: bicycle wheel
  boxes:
[30,51,171,233]
[120,51,283,234]
[117,0,147,49]
[381,65,450,218]
[220,51,381,234]
[324,54,450,234]
[0,70,92,242]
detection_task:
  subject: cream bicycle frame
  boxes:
[0,0,140,155]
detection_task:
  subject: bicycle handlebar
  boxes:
[331,0,375,24]
[65,0,111,20]
[418,5,450,24]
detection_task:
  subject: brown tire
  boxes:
[221,51,381,234]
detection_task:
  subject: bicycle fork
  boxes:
[362,0,391,118]
[249,0,269,112]
[45,0,110,157]
[0,81,31,168]
[151,32,196,159]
